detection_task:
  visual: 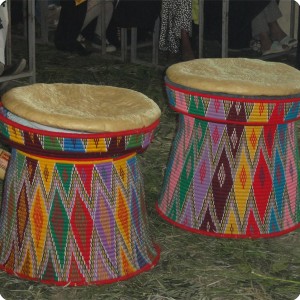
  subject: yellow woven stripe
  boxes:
[85,138,107,152]
[29,187,48,268]
[225,209,239,235]
[7,125,24,144]
[245,126,262,162]
[234,147,251,222]
[248,103,268,122]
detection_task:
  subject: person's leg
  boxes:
[93,1,114,38]
[81,0,101,30]
[0,3,9,72]
[159,0,193,60]
[269,21,286,41]
[262,0,286,42]
[178,0,194,60]
[82,0,113,33]
[251,3,270,42]
[258,31,272,53]
[83,0,115,52]
[181,29,195,61]
[252,7,272,53]
[251,0,287,54]
[0,3,26,88]
[54,0,89,54]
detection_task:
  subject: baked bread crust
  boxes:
[166,58,300,96]
[2,83,161,132]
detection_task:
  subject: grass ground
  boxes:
[0,41,299,300]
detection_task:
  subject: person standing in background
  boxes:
[0,1,9,76]
[0,1,26,91]
[251,0,297,55]
[80,0,116,52]
[55,0,115,56]
[159,0,195,61]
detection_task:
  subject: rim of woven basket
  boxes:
[156,203,300,239]
[170,105,300,125]
[16,149,136,162]
[0,135,150,158]
[0,244,161,286]
[165,77,300,103]
[0,104,160,139]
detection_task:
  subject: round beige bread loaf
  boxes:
[2,83,161,132]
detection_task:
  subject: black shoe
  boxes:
[75,40,94,56]
[75,34,96,56]
[55,39,94,56]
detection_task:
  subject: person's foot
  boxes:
[0,59,27,91]
[182,50,195,61]
[1,58,26,77]
[258,31,289,55]
[92,34,117,53]
[76,34,95,56]
[262,41,289,56]
[279,36,298,48]
[249,39,261,54]
[269,21,288,43]
[259,32,273,54]
[75,40,94,56]
[181,29,195,61]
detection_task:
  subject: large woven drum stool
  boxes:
[0,83,161,285]
[158,58,300,238]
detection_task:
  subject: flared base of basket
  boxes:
[0,245,160,286]
[0,149,161,286]
[156,203,300,239]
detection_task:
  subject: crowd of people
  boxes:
[52,0,299,60]
[159,0,298,60]
[0,0,298,77]
[54,0,161,56]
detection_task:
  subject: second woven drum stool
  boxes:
[158,58,300,238]
[0,83,161,285]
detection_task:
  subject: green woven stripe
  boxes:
[43,136,63,151]
[56,163,74,195]
[49,190,69,268]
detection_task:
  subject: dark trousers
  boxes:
[54,0,87,51]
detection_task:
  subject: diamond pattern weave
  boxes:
[0,150,159,285]
[0,106,160,285]
[158,81,300,238]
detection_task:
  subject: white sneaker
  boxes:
[92,35,117,53]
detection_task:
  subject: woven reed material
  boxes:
[0,149,10,180]
[0,106,158,158]
[0,149,160,285]
[158,79,300,238]
[165,79,300,124]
